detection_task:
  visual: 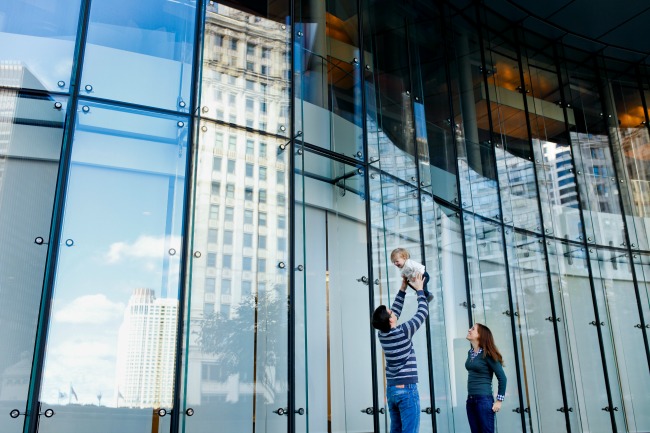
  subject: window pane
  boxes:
[0,1,82,92]
[82,0,196,110]
[0,91,64,433]
[244,210,253,224]
[38,101,188,432]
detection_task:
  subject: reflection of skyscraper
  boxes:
[0,61,62,404]
[542,141,579,209]
[115,288,178,409]
[184,4,291,406]
[573,132,619,213]
[619,127,650,217]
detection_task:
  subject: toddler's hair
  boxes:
[390,247,410,261]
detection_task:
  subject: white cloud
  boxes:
[42,339,117,405]
[55,294,125,324]
[105,235,181,263]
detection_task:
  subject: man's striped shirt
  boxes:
[378,290,428,386]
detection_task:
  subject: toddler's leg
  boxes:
[423,272,433,302]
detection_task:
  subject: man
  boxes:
[372,273,428,433]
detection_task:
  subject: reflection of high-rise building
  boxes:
[573,132,620,213]
[0,62,62,406]
[3,1,650,433]
[115,288,178,409]
[542,141,579,208]
[184,4,291,406]
[619,127,650,216]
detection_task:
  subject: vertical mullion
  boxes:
[170,1,206,433]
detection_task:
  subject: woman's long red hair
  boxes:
[477,323,504,365]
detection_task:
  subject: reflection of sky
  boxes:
[57,165,175,300]
[0,1,81,90]
[41,117,186,405]
[0,0,195,107]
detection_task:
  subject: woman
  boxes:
[465,323,507,433]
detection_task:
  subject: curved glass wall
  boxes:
[0,1,649,433]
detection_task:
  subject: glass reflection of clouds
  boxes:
[39,101,187,412]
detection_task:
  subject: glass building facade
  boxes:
[1,1,649,432]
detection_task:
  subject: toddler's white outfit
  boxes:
[400,259,425,281]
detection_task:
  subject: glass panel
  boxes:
[564,66,626,248]
[483,45,542,233]
[182,121,289,433]
[181,1,291,431]
[81,0,196,111]
[0,0,81,92]
[295,150,374,432]
[463,214,522,433]
[369,173,432,432]
[293,135,307,432]
[609,80,650,251]
[37,101,188,433]
[590,247,647,432]
[295,0,363,156]
[632,252,650,423]
[427,204,467,433]
[0,92,65,433]
[412,17,457,203]
[505,230,575,433]
[200,3,291,136]
[368,165,389,432]
[521,47,580,241]
[546,238,612,432]
[633,251,650,326]
[362,2,416,180]
[450,20,500,218]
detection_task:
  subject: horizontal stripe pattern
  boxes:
[378,290,428,386]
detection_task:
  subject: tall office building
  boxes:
[115,288,178,409]
[1,1,650,433]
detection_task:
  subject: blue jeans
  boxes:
[466,395,495,433]
[387,384,420,433]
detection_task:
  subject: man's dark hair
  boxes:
[372,305,391,333]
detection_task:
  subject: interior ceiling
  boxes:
[483,0,650,63]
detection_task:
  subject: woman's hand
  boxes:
[492,401,502,413]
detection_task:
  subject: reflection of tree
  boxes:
[197,290,288,390]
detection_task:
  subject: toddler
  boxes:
[391,247,434,303]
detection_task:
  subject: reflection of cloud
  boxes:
[106,235,180,263]
[43,338,117,405]
[55,294,125,324]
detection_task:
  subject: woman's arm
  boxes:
[485,356,508,401]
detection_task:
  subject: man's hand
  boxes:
[492,401,502,413]
[409,273,424,292]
